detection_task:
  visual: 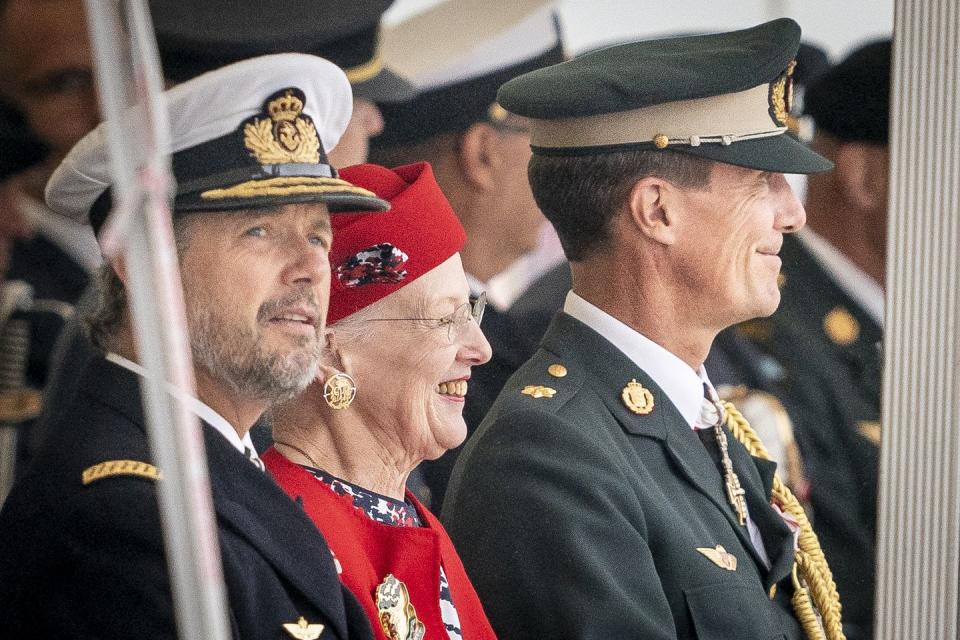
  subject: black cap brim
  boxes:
[672,133,833,174]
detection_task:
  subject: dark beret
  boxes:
[804,39,891,144]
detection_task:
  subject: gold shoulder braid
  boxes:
[722,401,845,640]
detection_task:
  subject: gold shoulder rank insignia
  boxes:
[521,385,556,399]
[824,306,860,346]
[376,574,425,640]
[282,616,325,640]
[244,88,321,165]
[697,545,738,571]
[82,460,162,485]
[622,379,654,415]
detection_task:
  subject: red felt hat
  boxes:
[328,162,466,324]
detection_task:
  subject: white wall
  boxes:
[384,0,893,61]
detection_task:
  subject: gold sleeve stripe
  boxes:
[82,460,163,485]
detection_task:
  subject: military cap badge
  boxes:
[244,88,321,165]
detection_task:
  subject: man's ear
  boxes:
[456,122,500,192]
[835,142,888,211]
[624,176,679,245]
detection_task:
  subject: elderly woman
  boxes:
[262,162,496,640]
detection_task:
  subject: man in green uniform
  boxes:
[739,40,890,640]
[442,19,842,639]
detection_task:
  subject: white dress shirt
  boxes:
[563,291,771,567]
[105,352,262,465]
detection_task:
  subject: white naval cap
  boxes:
[46,52,389,234]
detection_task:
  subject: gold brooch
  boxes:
[375,574,425,640]
[622,379,654,415]
[282,616,325,640]
[697,545,738,571]
[823,306,860,346]
[244,88,321,165]
[521,385,556,399]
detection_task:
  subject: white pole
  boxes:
[83,2,230,639]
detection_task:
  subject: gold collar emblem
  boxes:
[244,88,321,165]
[769,59,797,126]
[282,616,325,640]
[622,379,654,415]
[521,385,556,399]
[823,306,860,346]
[375,574,425,640]
[697,545,738,571]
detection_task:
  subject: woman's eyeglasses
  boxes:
[365,291,487,343]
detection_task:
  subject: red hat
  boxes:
[328,162,466,324]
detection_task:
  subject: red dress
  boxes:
[262,448,497,640]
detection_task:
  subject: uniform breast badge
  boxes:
[521,385,556,399]
[697,545,738,571]
[282,616,325,640]
[622,379,654,415]
[375,574,425,640]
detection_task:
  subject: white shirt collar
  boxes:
[795,229,884,327]
[563,291,715,429]
[16,193,102,273]
[105,352,259,459]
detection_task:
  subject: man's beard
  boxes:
[186,289,322,403]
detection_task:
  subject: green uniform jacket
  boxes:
[442,313,803,639]
[740,233,880,639]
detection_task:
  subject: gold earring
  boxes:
[323,372,357,410]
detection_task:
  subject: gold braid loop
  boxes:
[722,401,846,640]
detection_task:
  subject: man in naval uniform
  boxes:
[738,40,890,640]
[0,54,388,638]
[442,20,843,639]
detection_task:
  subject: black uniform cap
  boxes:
[804,39,891,145]
[149,0,415,103]
[498,18,833,174]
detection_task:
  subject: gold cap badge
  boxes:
[376,574,425,640]
[697,545,738,571]
[769,59,796,126]
[547,364,567,378]
[823,306,860,346]
[622,379,654,415]
[244,88,321,165]
[522,385,556,399]
[282,616,325,640]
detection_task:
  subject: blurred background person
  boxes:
[739,40,890,640]
[369,0,565,507]
[266,162,495,640]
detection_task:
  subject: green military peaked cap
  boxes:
[497,18,833,174]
